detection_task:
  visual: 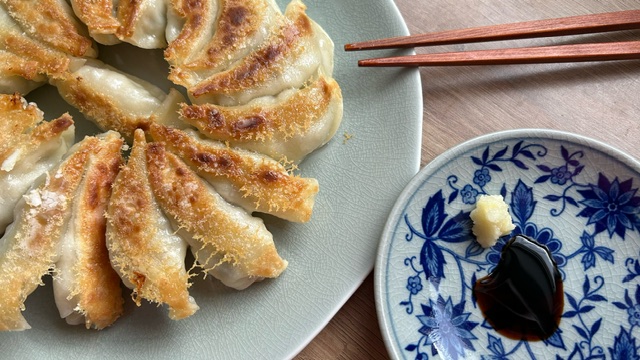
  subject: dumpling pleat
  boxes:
[179,75,343,162]
[145,140,287,290]
[0,94,75,235]
[0,137,91,331]
[167,0,281,87]
[188,0,333,106]
[149,123,318,222]
[53,132,125,329]
[107,129,197,320]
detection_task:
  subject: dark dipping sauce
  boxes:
[473,234,564,341]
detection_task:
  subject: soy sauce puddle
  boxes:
[473,235,564,341]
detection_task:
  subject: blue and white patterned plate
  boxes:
[376,129,640,360]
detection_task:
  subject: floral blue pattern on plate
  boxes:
[376,129,640,360]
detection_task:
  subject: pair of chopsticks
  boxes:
[344,10,640,67]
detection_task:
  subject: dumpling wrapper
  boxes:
[164,0,220,66]
[0,135,92,331]
[179,75,342,162]
[149,124,318,223]
[107,129,197,320]
[0,94,74,235]
[116,0,168,49]
[166,0,281,87]
[53,132,125,329]
[0,0,97,58]
[187,0,334,106]
[0,3,88,94]
[68,0,120,45]
[50,58,186,141]
[145,141,287,290]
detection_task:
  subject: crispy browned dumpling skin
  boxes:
[53,132,125,330]
[145,141,287,290]
[0,137,91,331]
[179,75,343,162]
[187,0,334,106]
[0,94,75,234]
[51,59,186,141]
[1,0,96,58]
[107,129,198,320]
[167,0,281,87]
[149,123,318,222]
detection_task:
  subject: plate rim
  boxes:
[374,128,640,359]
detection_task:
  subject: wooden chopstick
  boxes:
[345,10,640,51]
[358,41,640,67]
[345,10,640,67]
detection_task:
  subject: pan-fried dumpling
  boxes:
[179,75,342,162]
[52,132,124,329]
[107,129,197,320]
[0,52,47,94]
[145,140,287,290]
[0,4,86,90]
[116,0,168,49]
[164,0,219,63]
[0,94,74,235]
[166,0,281,88]
[50,58,186,141]
[68,0,120,45]
[70,0,168,48]
[0,0,97,58]
[187,0,334,106]
[0,135,92,331]
[149,124,318,222]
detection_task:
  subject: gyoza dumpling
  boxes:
[0,94,74,235]
[187,0,334,106]
[70,0,168,48]
[107,129,197,320]
[53,132,124,329]
[145,140,287,290]
[149,123,318,222]
[68,0,120,45]
[178,75,342,162]
[0,0,97,58]
[0,135,93,331]
[164,0,219,64]
[116,0,168,48]
[166,0,282,88]
[0,52,47,94]
[50,58,186,141]
[0,3,86,93]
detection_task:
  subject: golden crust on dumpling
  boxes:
[179,75,342,162]
[0,51,43,81]
[181,76,337,142]
[0,138,91,331]
[167,0,279,87]
[188,1,313,103]
[0,93,74,168]
[107,130,197,320]
[1,34,72,76]
[0,93,42,161]
[68,132,124,329]
[51,64,153,140]
[149,123,318,223]
[1,0,96,58]
[164,0,218,65]
[69,0,120,39]
[145,141,287,281]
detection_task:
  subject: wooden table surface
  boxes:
[297,0,640,358]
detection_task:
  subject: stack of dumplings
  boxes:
[0,0,342,331]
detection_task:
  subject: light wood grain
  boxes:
[297,0,640,358]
